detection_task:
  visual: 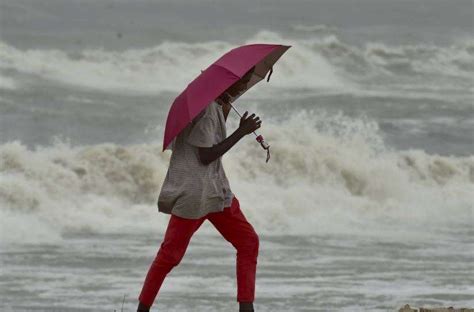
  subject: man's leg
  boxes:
[138,213,206,310]
[206,196,259,309]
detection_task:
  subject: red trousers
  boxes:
[138,196,259,308]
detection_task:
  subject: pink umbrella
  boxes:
[162,43,291,161]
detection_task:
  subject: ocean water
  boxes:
[0,0,473,311]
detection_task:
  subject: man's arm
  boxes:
[197,127,245,165]
[195,111,261,165]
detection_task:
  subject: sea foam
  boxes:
[1,110,472,245]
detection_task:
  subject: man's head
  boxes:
[221,65,256,99]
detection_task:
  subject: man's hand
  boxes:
[238,111,261,135]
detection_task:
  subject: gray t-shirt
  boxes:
[157,100,234,219]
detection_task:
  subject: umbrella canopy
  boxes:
[162,43,291,152]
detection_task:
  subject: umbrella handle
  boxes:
[256,135,271,163]
[256,135,269,149]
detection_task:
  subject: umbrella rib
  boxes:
[212,62,269,81]
[186,64,242,121]
[211,63,241,79]
[185,63,241,122]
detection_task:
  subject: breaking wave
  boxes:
[1,110,473,245]
[1,29,472,95]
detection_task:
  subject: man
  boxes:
[137,66,261,312]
